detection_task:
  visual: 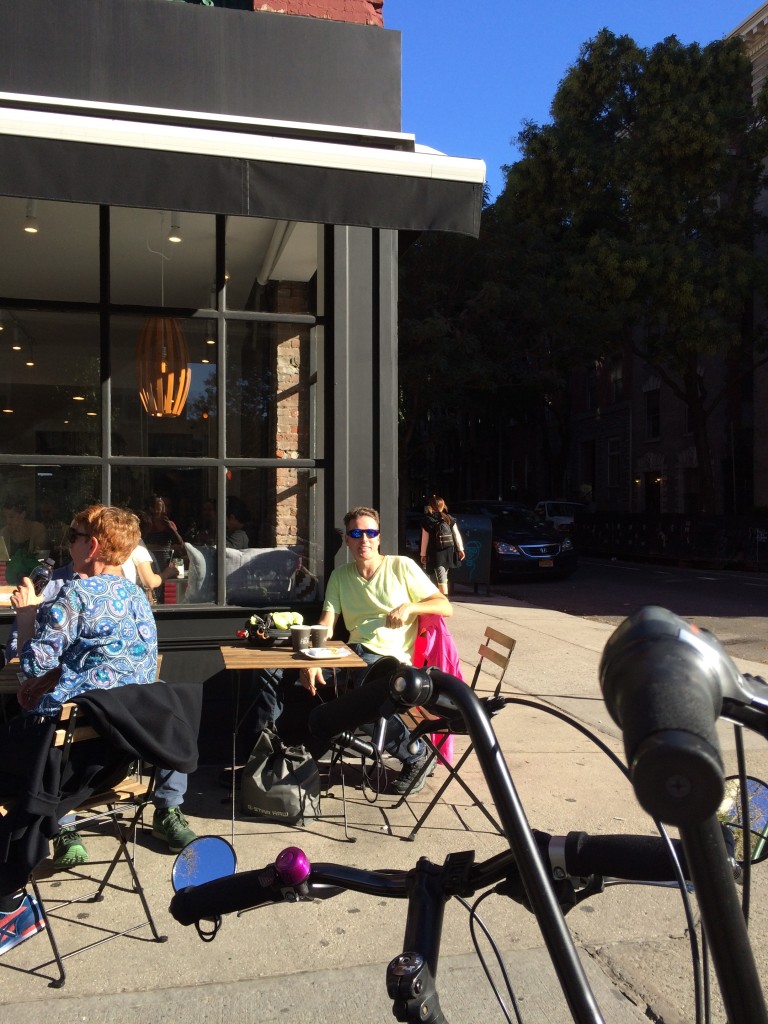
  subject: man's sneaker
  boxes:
[0,895,46,956]
[152,807,197,853]
[52,826,88,867]
[392,749,430,796]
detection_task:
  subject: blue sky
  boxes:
[383,0,762,201]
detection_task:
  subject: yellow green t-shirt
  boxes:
[322,555,438,664]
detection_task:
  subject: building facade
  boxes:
[0,0,484,672]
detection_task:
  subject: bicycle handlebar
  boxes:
[169,829,697,928]
[599,605,768,826]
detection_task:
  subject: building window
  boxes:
[645,389,660,440]
[0,197,322,607]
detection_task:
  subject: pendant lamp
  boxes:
[136,317,191,418]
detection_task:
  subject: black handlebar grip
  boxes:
[600,607,724,826]
[170,868,280,925]
[563,832,689,882]
[308,673,395,742]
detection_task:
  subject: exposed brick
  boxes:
[253,1,384,26]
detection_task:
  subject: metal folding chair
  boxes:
[0,701,166,988]
[395,625,516,841]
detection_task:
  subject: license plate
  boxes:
[538,559,554,568]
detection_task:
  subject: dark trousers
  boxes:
[246,645,420,763]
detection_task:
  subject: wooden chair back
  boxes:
[470,626,516,696]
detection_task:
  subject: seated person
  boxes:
[251,505,452,796]
[225,495,256,550]
[0,506,195,956]
[5,525,193,865]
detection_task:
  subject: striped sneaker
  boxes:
[0,895,46,956]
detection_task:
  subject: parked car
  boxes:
[534,500,585,534]
[453,502,577,580]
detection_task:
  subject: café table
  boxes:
[219,642,367,842]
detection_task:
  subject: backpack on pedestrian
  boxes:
[432,516,455,551]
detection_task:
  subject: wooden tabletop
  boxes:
[0,659,23,694]
[219,642,366,671]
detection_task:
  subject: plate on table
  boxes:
[302,647,351,660]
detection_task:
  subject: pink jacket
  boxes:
[414,613,464,679]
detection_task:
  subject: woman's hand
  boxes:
[458,550,466,561]
[386,603,412,629]
[10,577,45,610]
[17,669,61,711]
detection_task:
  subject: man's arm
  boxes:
[386,591,452,629]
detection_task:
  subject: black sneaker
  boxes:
[392,750,429,796]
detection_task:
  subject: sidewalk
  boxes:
[2,589,767,1022]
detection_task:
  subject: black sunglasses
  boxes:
[67,528,90,544]
[346,529,380,539]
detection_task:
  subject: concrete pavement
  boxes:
[1,586,766,1022]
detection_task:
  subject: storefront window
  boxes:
[226,319,316,459]
[223,467,320,606]
[225,218,318,314]
[0,309,101,456]
[111,315,218,458]
[110,208,216,310]
[0,198,99,303]
[0,465,101,578]
[0,201,321,608]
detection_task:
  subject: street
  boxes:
[488,556,768,664]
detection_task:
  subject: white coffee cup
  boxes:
[290,624,312,652]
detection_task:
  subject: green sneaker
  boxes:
[52,826,89,867]
[152,807,196,853]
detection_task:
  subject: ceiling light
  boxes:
[72,394,85,401]
[168,216,182,244]
[24,199,39,234]
[2,407,13,414]
[25,358,34,367]
[11,343,21,351]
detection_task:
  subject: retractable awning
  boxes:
[0,93,485,237]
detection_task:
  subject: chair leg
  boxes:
[401,744,504,842]
[28,877,66,989]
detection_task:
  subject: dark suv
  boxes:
[453,501,577,581]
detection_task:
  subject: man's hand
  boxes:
[300,666,327,697]
[386,603,413,629]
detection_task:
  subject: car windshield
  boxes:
[496,509,540,529]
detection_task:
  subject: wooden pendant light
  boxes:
[136,317,191,418]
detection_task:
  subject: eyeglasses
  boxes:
[67,528,90,544]
[346,528,380,540]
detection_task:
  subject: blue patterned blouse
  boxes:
[19,574,158,717]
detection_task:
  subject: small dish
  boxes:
[302,647,350,660]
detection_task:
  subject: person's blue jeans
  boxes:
[153,770,187,810]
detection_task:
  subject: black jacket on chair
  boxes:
[0,680,201,896]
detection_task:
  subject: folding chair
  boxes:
[395,625,516,841]
[0,700,167,988]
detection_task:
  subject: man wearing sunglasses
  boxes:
[303,506,452,795]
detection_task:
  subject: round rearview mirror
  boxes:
[171,836,238,892]
[717,776,768,864]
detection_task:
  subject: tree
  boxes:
[496,29,768,512]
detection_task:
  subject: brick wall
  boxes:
[253,1,383,26]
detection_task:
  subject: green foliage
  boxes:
[493,29,768,510]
